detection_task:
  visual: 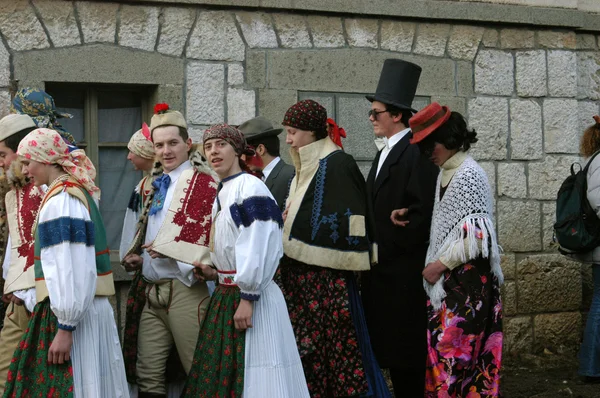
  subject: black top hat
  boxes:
[238,116,283,142]
[366,59,422,113]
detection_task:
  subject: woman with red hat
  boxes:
[404,103,504,397]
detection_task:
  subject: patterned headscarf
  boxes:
[11,88,76,145]
[282,99,327,132]
[127,123,154,160]
[17,128,100,199]
[203,124,247,155]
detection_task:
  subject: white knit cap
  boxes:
[0,114,36,142]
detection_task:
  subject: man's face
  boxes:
[152,126,191,173]
[0,141,18,171]
[369,100,398,138]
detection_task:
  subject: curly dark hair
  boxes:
[416,112,478,158]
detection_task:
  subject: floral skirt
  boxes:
[182,285,245,398]
[425,258,503,397]
[278,256,372,397]
[3,298,74,398]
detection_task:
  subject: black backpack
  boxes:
[554,151,600,254]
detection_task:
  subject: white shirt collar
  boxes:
[262,156,281,180]
[164,160,192,182]
[383,127,411,150]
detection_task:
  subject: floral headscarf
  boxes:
[127,123,155,160]
[203,124,248,155]
[17,128,100,199]
[11,88,76,145]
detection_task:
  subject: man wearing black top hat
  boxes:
[239,116,295,209]
[361,59,439,396]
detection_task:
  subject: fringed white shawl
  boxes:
[424,154,503,310]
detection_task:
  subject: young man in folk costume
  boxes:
[360,59,439,396]
[5,128,128,397]
[0,114,42,391]
[122,104,217,398]
[238,116,295,209]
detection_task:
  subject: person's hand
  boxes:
[1,293,13,304]
[48,329,73,364]
[123,254,143,272]
[142,242,166,259]
[422,260,448,285]
[390,208,410,227]
[233,299,254,331]
[193,262,218,281]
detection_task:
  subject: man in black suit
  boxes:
[239,116,295,209]
[361,59,439,397]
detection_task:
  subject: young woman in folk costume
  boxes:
[406,103,503,397]
[183,124,309,398]
[3,128,129,397]
[279,99,390,397]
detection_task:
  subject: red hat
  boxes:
[409,102,451,144]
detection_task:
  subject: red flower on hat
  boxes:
[154,103,170,114]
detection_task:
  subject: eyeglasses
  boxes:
[368,109,389,120]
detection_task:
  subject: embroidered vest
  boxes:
[4,183,43,294]
[34,179,115,303]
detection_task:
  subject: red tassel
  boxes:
[142,122,152,141]
[154,103,170,114]
[326,118,347,149]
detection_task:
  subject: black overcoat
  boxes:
[361,134,439,369]
[264,159,295,210]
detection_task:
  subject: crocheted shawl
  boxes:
[424,154,503,310]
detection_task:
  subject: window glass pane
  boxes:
[98,148,142,250]
[98,90,142,143]
[43,83,86,143]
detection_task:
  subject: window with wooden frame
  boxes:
[44,83,153,254]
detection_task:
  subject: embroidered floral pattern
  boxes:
[277,256,368,397]
[425,258,503,397]
[15,183,43,270]
[229,196,283,229]
[4,298,75,398]
[182,285,245,398]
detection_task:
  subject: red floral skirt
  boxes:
[277,256,368,397]
[425,257,503,397]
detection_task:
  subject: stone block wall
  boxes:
[0,0,598,357]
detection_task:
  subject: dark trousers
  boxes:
[389,366,425,398]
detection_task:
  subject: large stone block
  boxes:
[510,99,543,160]
[188,125,209,144]
[266,50,455,96]
[456,61,473,97]
[478,161,496,202]
[246,50,266,88]
[475,50,514,96]
[345,18,378,49]
[538,30,576,49]
[236,12,278,48]
[33,0,80,47]
[500,28,535,49]
[578,101,600,136]
[482,28,498,47]
[581,263,594,310]
[186,62,225,125]
[157,7,196,57]
[533,312,582,354]
[529,155,581,200]
[228,64,244,86]
[430,96,466,116]
[468,97,508,160]
[227,88,256,125]
[497,200,541,252]
[497,163,527,199]
[257,88,297,131]
[0,40,9,87]
[380,20,414,53]
[0,0,49,51]
[542,202,556,251]
[413,23,450,57]
[517,254,582,313]
[548,50,577,98]
[273,14,311,48]
[118,5,160,52]
[76,1,118,44]
[503,316,533,356]
[0,90,10,118]
[187,11,245,61]
[151,84,184,111]
[502,281,517,317]
[336,95,378,161]
[307,15,345,48]
[543,99,579,153]
[577,52,600,101]
[576,34,597,50]
[516,51,547,97]
[447,25,484,61]
[501,253,516,280]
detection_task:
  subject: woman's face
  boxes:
[429,142,457,167]
[21,158,51,186]
[285,126,316,151]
